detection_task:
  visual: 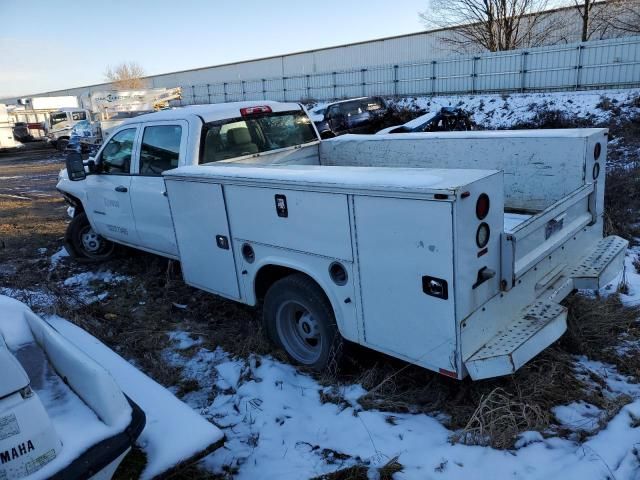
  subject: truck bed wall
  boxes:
[319,131,602,212]
[219,143,320,166]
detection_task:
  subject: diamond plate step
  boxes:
[570,235,628,289]
[464,300,567,380]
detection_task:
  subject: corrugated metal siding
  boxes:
[2,34,639,104]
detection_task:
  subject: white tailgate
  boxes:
[354,196,456,371]
[165,180,240,299]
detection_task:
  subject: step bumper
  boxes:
[571,235,628,290]
[465,301,567,380]
[464,235,627,380]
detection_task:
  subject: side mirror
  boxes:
[320,130,336,140]
[65,152,86,181]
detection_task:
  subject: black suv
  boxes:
[315,97,389,137]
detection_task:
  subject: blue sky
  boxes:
[0,0,427,97]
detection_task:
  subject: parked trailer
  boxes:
[0,104,21,150]
[57,102,627,380]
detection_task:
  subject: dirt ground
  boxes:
[1,140,639,479]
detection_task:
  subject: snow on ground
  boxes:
[602,245,640,307]
[161,339,640,480]
[392,89,640,130]
[47,316,224,480]
[62,270,128,288]
[0,287,57,308]
[50,246,69,269]
[309,88,640,131]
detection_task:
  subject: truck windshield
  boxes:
[50,112,68,126]
[200,110,317,164]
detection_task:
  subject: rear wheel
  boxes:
[57,138,69,152]
[263,274,343,371]
[65,212,115,263]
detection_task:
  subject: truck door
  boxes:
[164,180,240,300]
[85,127,139,245]
[129,121,187,257]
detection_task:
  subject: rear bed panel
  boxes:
[319,129,606,211]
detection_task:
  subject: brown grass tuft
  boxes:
[451,387,548,449]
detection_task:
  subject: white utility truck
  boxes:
[12,96,80,143]
[45,88,182,151]
[57,101,627,380]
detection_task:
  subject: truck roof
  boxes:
[121,101,304,125]
[164,164,500,196]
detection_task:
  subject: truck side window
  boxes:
[139,125,182,175]
[101,128,136,174]
[71,111,87,121]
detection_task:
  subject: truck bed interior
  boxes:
[217,131,601,236]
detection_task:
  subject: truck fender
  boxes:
[250,257,358,344]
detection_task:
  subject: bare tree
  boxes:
[573,0,597,41]
[419,0,567,53]
[605,0,640,35]
[104,62,148,90]
[571,0,640,40]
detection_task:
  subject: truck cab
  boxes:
[47,108,91,150]
[57,101,320,260]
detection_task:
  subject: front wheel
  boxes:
[263,274,343,372]
[65,212,116,263]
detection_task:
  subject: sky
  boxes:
[0,0,428,98]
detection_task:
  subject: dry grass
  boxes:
[563,295,640,378]
[451,387,548,449]
[604,166,640,242]
[311,456,402,480]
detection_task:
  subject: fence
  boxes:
[178,36,640,105]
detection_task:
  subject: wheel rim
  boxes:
[78,224,113,258]
[276,300,322,364]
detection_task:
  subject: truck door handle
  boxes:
[115,186,128,193]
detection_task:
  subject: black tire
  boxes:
[263,274,343,372]
[57,138,69,152]
[65,212,116,263]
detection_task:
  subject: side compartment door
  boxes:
[84,127,139,245]
[354,196,456,370]
[129,121,187,256]
[165,180,240,300]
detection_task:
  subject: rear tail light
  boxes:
[476,222,490,248]
[476,193,490,220]
[240,106,272,116]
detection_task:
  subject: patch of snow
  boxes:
[59,270,129,305]
[601,246,640,307]
[62,270,128,287]
[514,431,544,449]
[575,356,640,399]
[46,315,224,480]
[0,287,57,309]
[168,330,203,350]
[553,401,603,433]
[50,246,69,269]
